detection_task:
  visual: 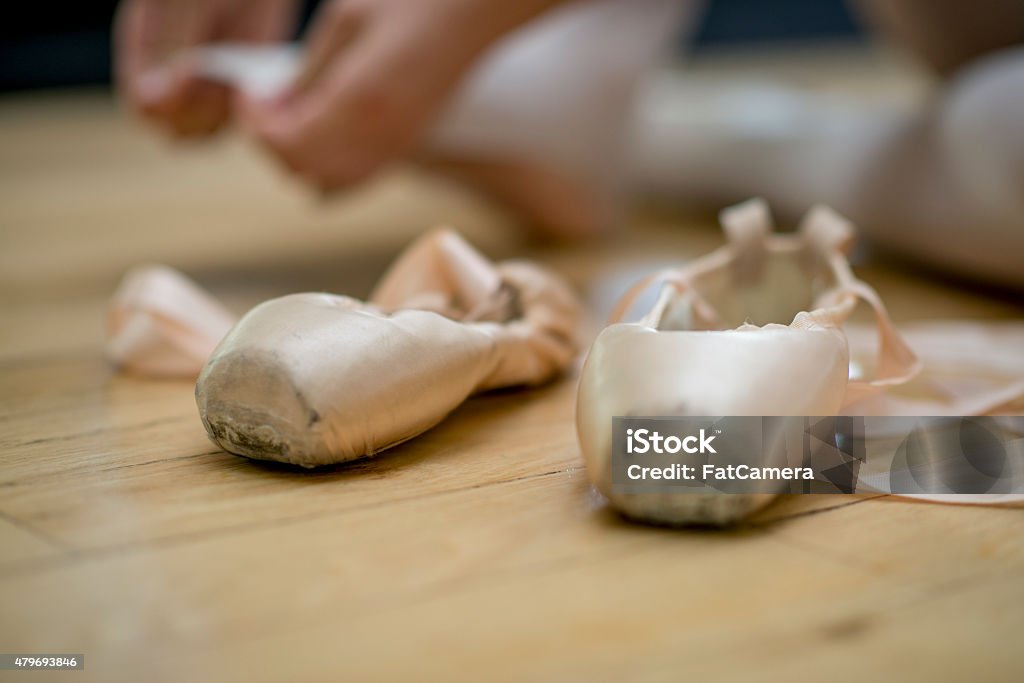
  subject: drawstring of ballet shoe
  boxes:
[607,269,721,329]
[607,269,686,325]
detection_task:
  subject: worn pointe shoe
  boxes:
[576,199,920,526]
[194,229,581,467]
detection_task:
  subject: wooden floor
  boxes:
[2,85,1024,682]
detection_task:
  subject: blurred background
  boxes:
[1,0,864,92]
[1,0,1022,292]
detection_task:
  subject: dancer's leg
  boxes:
[850,48,1024,287]
[195,0,702,239]
[628,48,1024,288]
[423,0,701,238]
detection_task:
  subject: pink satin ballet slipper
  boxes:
[193,229,581,467]
[576,199,921,526]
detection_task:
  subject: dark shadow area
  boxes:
[2,0,864,92]
[866,247,1024,310]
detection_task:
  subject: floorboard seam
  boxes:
[6,413,195,448]
[0,447,222,488]
[0,465,580,578]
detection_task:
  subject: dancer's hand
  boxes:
[115,0,298,137]
[239,0,568,191]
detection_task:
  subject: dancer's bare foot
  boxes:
[118,0,694,239]
[238,0,572,190]
[241,0,693,239]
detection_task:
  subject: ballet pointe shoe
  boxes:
[576,198,920,526]
[194,229,582,467]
